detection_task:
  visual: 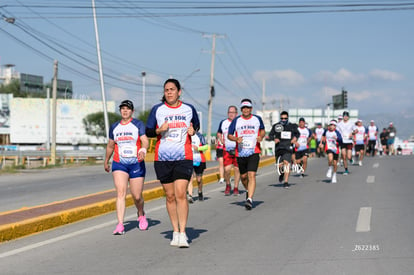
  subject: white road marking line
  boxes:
[356,207,372,232]
[366,175,375,183]
[0,170,275,258]
[0,205,165,259]
[373,163,379,168]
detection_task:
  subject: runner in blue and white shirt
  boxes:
[104,100,149,235]
[353,119,366,166]
[294,117,312,178]
[217,105,240,196]
[321,120,343,183]
[228,99,265,210]
[146,79,200,248]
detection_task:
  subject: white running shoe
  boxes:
[331,173,337,183]
[170,232,180,246]
[178,232,189,248]
[359,160,362,166]
[326,167,333,178]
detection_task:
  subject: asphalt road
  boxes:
[0,155,413,274]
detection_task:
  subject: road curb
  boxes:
[0,157,275,242]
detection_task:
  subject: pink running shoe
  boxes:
[113,223,125,235]
[138,215,148,231]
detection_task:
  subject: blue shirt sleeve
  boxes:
[336,130,343,144]
[189,104,200,132]
[228,116,239,136]
[217,120,224,134]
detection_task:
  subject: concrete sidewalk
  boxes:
[0,157,275,243]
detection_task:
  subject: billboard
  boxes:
[10,98,115,144]
[0,94,12,134]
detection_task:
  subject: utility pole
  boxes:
[141,71,146,113]
[50,60,58,165]
[46,87,50,151]
[203,33,224,145]
[92,0,109,141]
[262,79,266,113]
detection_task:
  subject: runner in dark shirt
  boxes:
[268,111,299,188]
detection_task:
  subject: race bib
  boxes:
[327,139,336,150]
[281,131,291,139]
[389,132,395,137]
[120,146,137,158]
[242,139,255,149]
[342,132,352,143]
[166,128,182,143]
[298,137,307,145]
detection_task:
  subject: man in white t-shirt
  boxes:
[367,120,378,157]
[336,111,357,175]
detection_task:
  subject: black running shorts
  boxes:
[237,153,260,174]
[154,160,193,184]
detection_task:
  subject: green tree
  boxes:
[0,79,47,98]
[83,112,121,138]
[0,79,24,96]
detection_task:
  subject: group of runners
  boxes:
[104,79,266,248]
[217,109,393,190]
[103,78,393,248]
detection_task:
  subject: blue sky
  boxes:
[1,1,413,133]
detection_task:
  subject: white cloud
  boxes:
[314,68,365,84]
[349,90,375,102]
[108,87,128,102]
[369,69,403,81]
[253,69,305,87]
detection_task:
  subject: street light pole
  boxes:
[141,71,146,113]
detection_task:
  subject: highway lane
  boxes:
[0,155,413,274]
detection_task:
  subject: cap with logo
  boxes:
[119,100,134,110]
[240,100,252,108]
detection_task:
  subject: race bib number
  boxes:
[166,128,182,143]
[298,137,307,145]
[343,133,352,143]
[242,139,255,149]
[327,139,336,150]
[120,146,137,158]
[281,131,291,139]
[389,132,395,137]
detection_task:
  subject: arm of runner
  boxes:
[104,139,115,172]
[138,135,149,161]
